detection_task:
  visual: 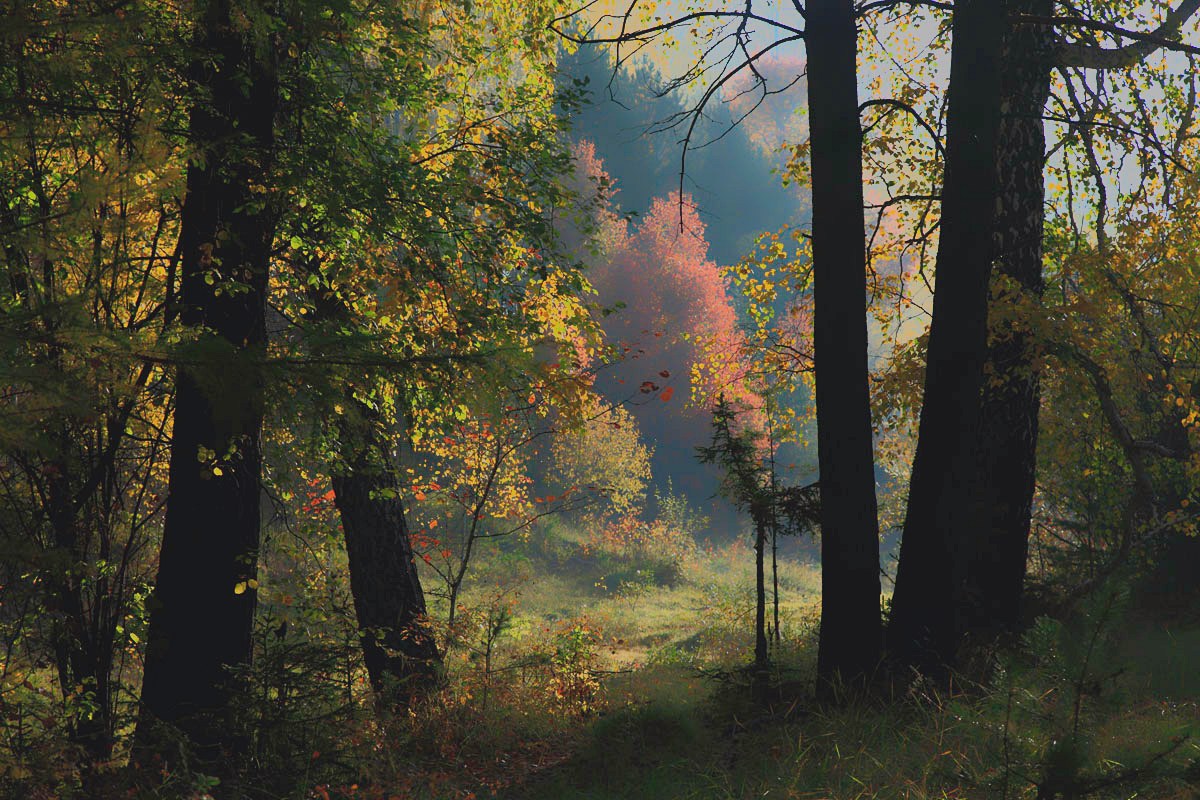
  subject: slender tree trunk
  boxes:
[47,454,115,763]
[961,0,1053,643]
[771,521,780,644]
[331,408,441,703]
[137,0,276,766]
[886,0,1007,678]
[806,0,883,689]
[753,512,768,677]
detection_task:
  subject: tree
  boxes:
[806,0,883,689]
[136,0,278,765]
[581,171,757,518]
[1029,4,1200,604]
[697,396,772,682]
[954,0,1054,646]
[960,0,1200,644]
[0,1,179,767]
[548,399,654,520]
[557,0,890,690]
[266,0,589,703]
[885,0,1009,678]
[559,51,800,266]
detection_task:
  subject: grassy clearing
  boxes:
[403,520,1200,800]
[46,518,1196,799]
[452,519,821,670]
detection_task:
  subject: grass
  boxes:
[19,515,1199,799]
[413,519,1200,800]
[453,521,821,671]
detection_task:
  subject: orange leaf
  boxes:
[660,386,675,402]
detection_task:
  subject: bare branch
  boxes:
[855,0,952,17]
[1020,2,1200,69]
[551,8,804,43]
[860,98,947,160]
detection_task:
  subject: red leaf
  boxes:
[660,386,675,402]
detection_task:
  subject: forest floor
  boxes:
[16,520,1200,798]
[393,524,1200,800]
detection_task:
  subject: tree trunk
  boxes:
[47,454,115,763]
[299,249,443,702]
[137,0,276,766]
[960,0,1053,643]
[331,408,441,703]
[886,0,1007,678]
[772,520,780,644]
[806,0,883,689]
[753,511,769,687]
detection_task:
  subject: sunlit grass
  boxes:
[416,519,1200,800]
[453,520,821,672]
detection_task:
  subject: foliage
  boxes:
[585,512,698,587]
[559,49,802,266]
[570,141,759,524]
[547,399,653,519]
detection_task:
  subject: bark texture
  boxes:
[137,0,276,764]
[806,0,883,688]
[886,0,1007,678]
[332,408,441,701]
[961,0,1054,642]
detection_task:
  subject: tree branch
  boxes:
[1019,2,1200,69]
[855,0,952,17]
[551,8,804,43]
[860,98,947,160]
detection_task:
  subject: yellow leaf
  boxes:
[234,581,247,595]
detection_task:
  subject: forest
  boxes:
[3,0,1200,797]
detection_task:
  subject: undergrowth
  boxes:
[7,518,1200,799]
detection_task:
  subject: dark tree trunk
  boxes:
[960,0,1054,642]
[331,408,441,703]
[137,0,276,766]
[806,0,883,689]
[47,455,115,763]
[772,520,780,644]
[886,0,1007,678]
[299,249,442,702]
[752,510,769,696]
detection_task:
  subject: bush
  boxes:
[585,515,696,587]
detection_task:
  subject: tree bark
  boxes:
[331,407,441,703]
[806,0,883,689]
[47,452,116,763]
[137,0,276,766]
[753,509,769,698]
[960,0,1054,643]
[886,0,1007,679]
[299,246,443,701]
